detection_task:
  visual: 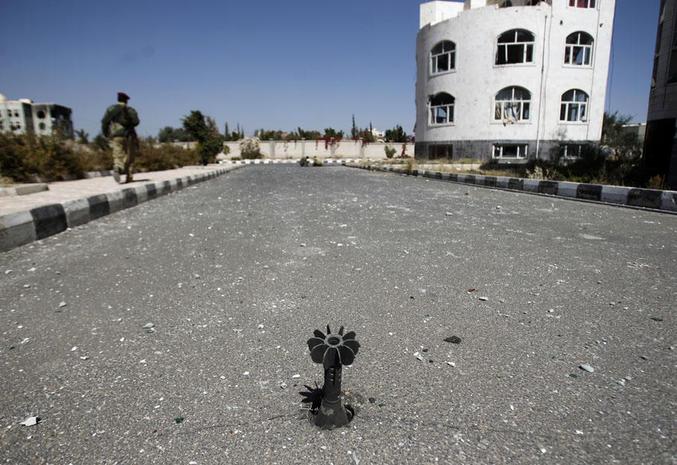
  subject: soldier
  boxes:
[101,92,140,183]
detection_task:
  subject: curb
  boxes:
[0,167,239,253]
[221,159,359,165]
[348,164,677,215]
[0,183,49,197]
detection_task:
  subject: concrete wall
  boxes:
[416,0,615,161]
[224,140,415,160]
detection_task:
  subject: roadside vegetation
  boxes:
[0,109,234,184]
[0,132,201,184]
[379,113,657,189]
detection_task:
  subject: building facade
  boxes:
[415,0,616,163]
[0,94,73,138]
[644,0,677,189]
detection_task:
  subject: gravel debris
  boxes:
[20,416,39,427]
[579,364,595,373]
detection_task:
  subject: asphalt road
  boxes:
[1,165,675,465]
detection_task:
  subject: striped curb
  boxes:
[347,164,677,214]
[0,166,240,253]
[221,159,360,165]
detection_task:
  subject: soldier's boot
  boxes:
[124,162,134,183]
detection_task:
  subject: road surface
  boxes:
[1,165,675,464]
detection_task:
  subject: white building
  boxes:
[415,0,615,162]
[0,93,74,138]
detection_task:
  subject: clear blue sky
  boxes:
[0,0,659,137]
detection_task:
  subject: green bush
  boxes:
[384,146,396,159]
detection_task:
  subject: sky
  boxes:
[0,0,660,138]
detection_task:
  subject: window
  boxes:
[499,0,543,6]
[569,0,596,7]
[493,144,528,159]
[560,89,589,122]
[559,143,586,159]
[39,122,46,130]
[37,110,46,119]
[429,93,455,125]
[668,49,677,83]
[565,32,594,66]
[495,86,531,122]
[430,41,456,75]
[428,144,453,159]
[496,29,534,65]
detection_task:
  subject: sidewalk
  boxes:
[0,164,242,252]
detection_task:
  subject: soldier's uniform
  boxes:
[101,93,140,183]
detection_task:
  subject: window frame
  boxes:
[559,143,585,160]
[494,86,532,123]
[428,93,456,126]
[496,29,535,66]
[560,89,589,123]
[430,41,456,76]
[492,143,529,160]
[564,32,594,67]
[568,0,597,8]
[428,144,454,159]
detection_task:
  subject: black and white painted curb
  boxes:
[348,164,677,214]
[0,167,240,253]
[221,159,359,165]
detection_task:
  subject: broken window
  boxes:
[559,143,587,159]
[496,29,535,65]
[560,89,589,122]
[565,32,594,66]
[429,93,455,125]
[495,86,531,122]
[430,41,456,75]
[569,0,596,7]
[428,144,453,159]
[493,144,528,159]
[37,110,46,119]
[496,0,546,6]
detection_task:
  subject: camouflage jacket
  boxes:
[101,103,140,138]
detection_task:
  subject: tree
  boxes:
[92,133,109,151]
[351,115,358,140]
[357,128,376,143]
[158,126,191,143]
[601,112,642,161]
[75,129,89,144]
[323,128,344,139]
[182,110,224,165]
[224,122,244,141]
[385,125,408,143]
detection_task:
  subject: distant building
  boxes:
[621,123,647,146]
[415,0,616,162]
[370,127,385,141]
[644,0,677,188]
[0,93,74,138]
